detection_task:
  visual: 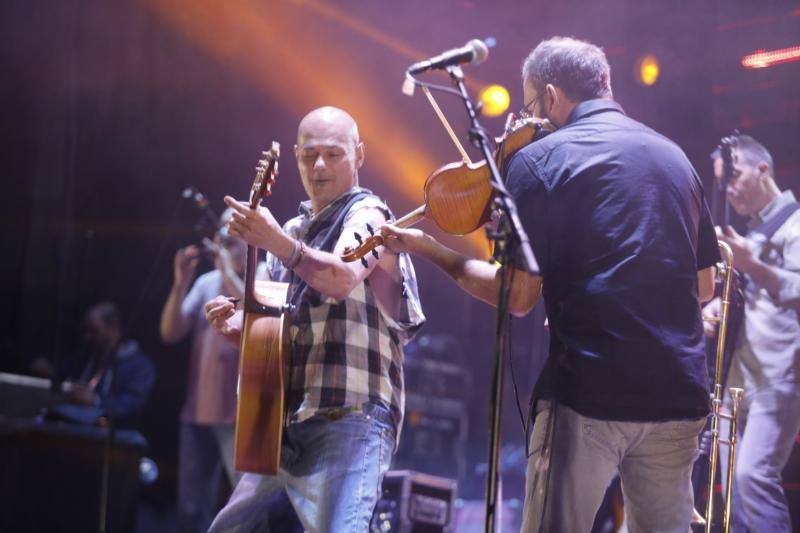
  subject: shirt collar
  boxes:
[297,186,371,220]
[566,98,625,126]
[754,189,797,225]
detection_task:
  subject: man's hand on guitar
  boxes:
[204,295,243,345]
[224,195,295,261]
[716,225,755,273]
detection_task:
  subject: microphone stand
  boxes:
[98,347,118,533]
[444,65,540,533]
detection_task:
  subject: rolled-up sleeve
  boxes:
[774,218,800,310]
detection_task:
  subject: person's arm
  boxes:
[203,237,245,300]
[160,246,199,343]
[698,265,716,303]
[381,225,542,317]
[103,353,156,420]
[204,297,243,346]
[701,297,722,337]
[718,224,800,308]
[224,196,388,300]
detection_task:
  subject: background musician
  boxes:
[704,134,800,532]
[33,301,155,429]
[159,209,246,533]
[203,106,425,532]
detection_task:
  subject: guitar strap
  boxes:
[288,191,373,309]
[747,201,800,241]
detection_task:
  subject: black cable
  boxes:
[504,263,530,447]
[536,402,557,533]
[124,193,187,333]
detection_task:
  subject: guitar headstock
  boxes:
[718,130,739,186]
[250,141,280,209]
[340,223,382,267]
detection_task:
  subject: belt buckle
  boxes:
[323,407,350,421]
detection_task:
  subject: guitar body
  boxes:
[235,279,290,475]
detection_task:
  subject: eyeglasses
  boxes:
[518,94,543,120]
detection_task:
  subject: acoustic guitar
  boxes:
[234,142,291,475]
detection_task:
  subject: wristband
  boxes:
[283,239,306,270]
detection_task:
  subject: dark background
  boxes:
[2,0,799,527]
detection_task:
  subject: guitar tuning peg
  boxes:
[354,232,363,244]
[360,257,368,268]
[371,249,379,259]
[366,223,374,235]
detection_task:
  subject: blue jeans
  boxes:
[208,403,396,533]
[522,401,705,533]
[178,423,238,533]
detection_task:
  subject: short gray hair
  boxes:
[522,37,612,101]
[736,134,774,177]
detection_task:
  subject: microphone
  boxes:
[406,39,489,75]
[181,187,219,232]
[182,186,209,210]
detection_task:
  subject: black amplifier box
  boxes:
[371,470,457,533]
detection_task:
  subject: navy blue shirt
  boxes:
[506,99,719,421]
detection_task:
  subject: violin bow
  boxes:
[421,86,473,165]
[341,86,475,266]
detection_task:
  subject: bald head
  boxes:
[297,106,359,147]
[294,106,365,212]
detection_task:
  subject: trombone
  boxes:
[702,241,744,533]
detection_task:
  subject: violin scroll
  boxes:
[341,223,382,266]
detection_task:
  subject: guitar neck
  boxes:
[243,245,259,310]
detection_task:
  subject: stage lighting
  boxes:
[480,84,510,117]
[742,46,800,69]
[636,54,660,86]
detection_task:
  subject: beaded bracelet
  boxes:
[282,239,306,270]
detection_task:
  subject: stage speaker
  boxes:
[371,470,457,533]
[397,351,470,481]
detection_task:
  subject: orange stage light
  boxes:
[146,0,490,257]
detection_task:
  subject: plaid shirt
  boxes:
[265,187,425,431]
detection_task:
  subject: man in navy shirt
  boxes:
[383,37,719,531]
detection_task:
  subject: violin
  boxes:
[341,115,553,264]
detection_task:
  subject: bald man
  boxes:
[204,107,425,532]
